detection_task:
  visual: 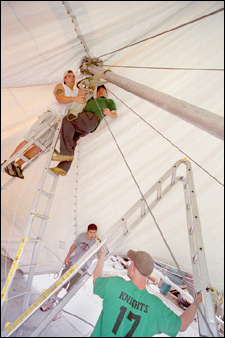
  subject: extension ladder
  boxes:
[1,118,62,317]
[1,159,218,337]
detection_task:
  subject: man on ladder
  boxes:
[50,85,117,176]
[2,70,86,179]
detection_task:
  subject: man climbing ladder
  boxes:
[1,70,86,179]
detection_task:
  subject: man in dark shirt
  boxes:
[50,85,117,176]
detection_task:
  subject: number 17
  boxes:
[112,306,141,337]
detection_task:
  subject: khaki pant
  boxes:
[24,111,57,148]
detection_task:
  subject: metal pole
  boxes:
[87,64,224,140]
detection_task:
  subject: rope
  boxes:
[62,309,95,327]
[97,8,224,59]
[108,90,224,187]
[93,94,215,336]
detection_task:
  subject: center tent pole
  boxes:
[85,63,223,141]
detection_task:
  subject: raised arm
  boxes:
[54,83,87,105]
[93,247,106,284]
[179,293,203,332]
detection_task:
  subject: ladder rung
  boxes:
[32,212,48,220]
[122,219,129,236]
[19,263,37,269]
[40,189,53,199]
[33,140,46,151]
[18,155,32,164]
[29,238,43,243]
[7,291,31,301]
[192,252,198,263]
[171,170,176,184]
[157,182,162,199]
[140,199,146,217]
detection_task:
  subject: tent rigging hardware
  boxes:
[1,160,218,337]
[1,119,62,320]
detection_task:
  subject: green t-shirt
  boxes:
[91,276,182,337]
[83,97,116,122]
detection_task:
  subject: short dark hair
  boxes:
[87,223,98,231]
[97,85,107,92]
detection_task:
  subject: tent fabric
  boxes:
[1,1,224,292]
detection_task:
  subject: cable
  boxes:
[108,89,224,187]
[62,309,95,327]
[97,8,224,59]
[103,65,224,72]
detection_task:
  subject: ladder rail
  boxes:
[1,120,62,310]
[21,120,62,312]
[184,162,218,336]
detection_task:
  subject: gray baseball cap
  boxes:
[127,250,154,277]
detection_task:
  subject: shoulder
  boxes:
[107,99,115,104]
[54,83,64,94]
[95,276,124,288]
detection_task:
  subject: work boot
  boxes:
[52,154,74,162]
[14,164,24,179]
[4,163,17,177]
[50,167,67,176]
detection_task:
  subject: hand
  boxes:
[64,256,70,265]
[103,108,111,116]
[196,292,203,305]
[74,96,87,104]
[99,247,106,257]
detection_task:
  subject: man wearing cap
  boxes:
[50,84,117,176]
[91,248,202,337]
[2,70,86,179]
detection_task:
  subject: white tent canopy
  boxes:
[1,1,224,294]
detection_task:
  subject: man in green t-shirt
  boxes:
[91,249,202,337]
[50,85,117,176]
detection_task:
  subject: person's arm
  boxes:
[179,293,202,332]
[64,243,77,265]
[103,108,117,119]
[93,247,106,284]
[54,83,86,104]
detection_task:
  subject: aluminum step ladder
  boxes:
[1,159,218,337]
[1,239,107,337]
[1,118,60,193]
[1,118,63,316]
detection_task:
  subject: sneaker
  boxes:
[40,297,57,311]
[52,154,74,162]
[4,163,17,177]
[50,167,67,176]
[14,165,24,179]
[53,312,62,321]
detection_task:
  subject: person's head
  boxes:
[96,85,107,98]
[63,70,75,88]
[127,250,154,280]
[87,223,98,240]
